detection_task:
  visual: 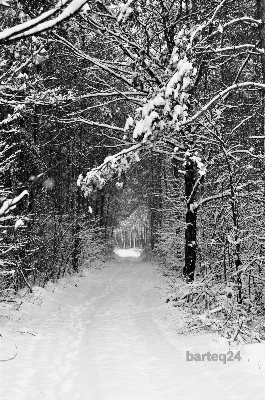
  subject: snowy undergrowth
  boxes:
[163,267,265,372]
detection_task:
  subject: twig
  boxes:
[0,351,17,362]
[16,330,36,336]
[233,318,244,341]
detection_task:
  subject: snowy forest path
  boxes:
[0,250,265,400]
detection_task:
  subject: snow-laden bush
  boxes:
[165,270,265,344]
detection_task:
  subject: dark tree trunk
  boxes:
[257,0,265,150]
[183,154,197,282]
[72,223,81,272]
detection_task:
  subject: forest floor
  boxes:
[1,249,265,400]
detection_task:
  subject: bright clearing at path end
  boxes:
[114,248,141,258]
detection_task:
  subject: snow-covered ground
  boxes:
[0,249,265,400]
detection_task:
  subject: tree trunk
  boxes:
[183,153,197,282]
[72,223,80,272]
[257,0,265,150]
[149,153,163,249]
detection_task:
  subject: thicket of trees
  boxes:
[1,0,265,342]
[0,0,125,292]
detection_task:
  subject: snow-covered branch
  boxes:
[78,143,143,196]
[0,190,29,217]
[196,181,263,209]
[204,17,262,42]
[66,91,145,101]
[0,0,69,41]
[190,0,227,44]
[202,44,264,55]
[209,0,227,23]
[58,117,124,132]
[124,29,197,141]
[181,82,265,128]
[53,34,133,87]
[0,0,88,42]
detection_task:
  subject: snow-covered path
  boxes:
[1,250,265,399]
